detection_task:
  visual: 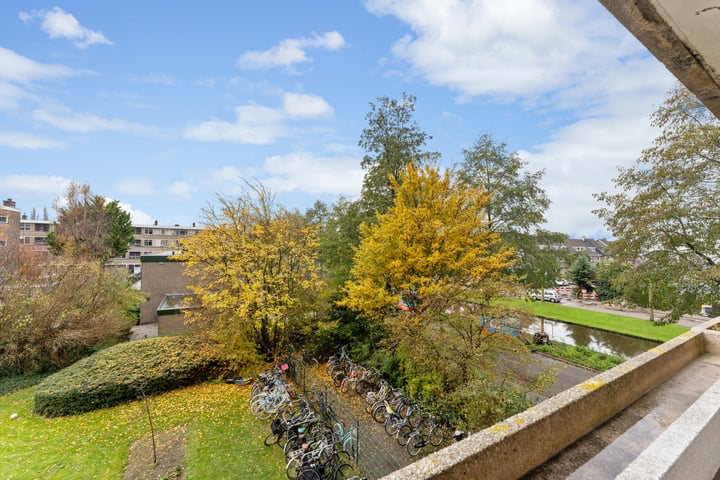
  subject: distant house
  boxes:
[560,238,611,265]
[139,254,197,336]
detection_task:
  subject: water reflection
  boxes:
[530,318,659,358]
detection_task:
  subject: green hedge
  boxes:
[34,335,225,417]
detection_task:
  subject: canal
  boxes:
[529,318,659,358]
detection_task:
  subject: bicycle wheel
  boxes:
[286,457,302,480]
[371,404,387,423]
[264,431,281,446]
[297,468,321,480]
[396,424,413,446]
[333,462,359,480]
[428,425,444,447]
[384,416,400,436]
[406,435,425,456]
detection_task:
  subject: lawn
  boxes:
[503,298,690,343]
[0,382,286,480]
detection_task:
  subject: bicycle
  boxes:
[332,421,357,456]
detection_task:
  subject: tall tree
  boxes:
[595,85,720,321]
[46,182,134,262]
[177,184,323,363]
[358,92,439,217]
[340,165,545,428]
[455,132,565,286]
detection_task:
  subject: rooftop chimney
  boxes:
[3,198,16,208]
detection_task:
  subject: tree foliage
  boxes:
[177,185,323,364]
[0,246,142,376]
[340,165,546,428]
[454,132,565,286]
[46,182,134,262]
[569,253,594,293]
[595,85,720,320]
[358,92,439,216]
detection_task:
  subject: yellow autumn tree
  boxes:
[341,165,546,426]
[342,164,515,318]
[176,185,322,364]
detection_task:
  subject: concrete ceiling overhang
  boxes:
[600,0,720,119]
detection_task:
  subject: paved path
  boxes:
[560,298,709,328]
[303,366,421,480]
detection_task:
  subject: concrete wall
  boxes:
[158,312,194,336]
[382,328,708,480]
[139,258,188,325]
[617,349,720,479]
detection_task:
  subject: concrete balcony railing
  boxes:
[382,319,720,480]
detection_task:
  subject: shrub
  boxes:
[33,335,226,417]
[0,249,143,376]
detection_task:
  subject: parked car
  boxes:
[530,289,561,303]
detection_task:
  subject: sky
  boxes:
[0,1,677,237]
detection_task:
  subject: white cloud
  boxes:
[0,131,64,149]
[32,108,150,133]
[184,105,286,144]
[262,152,363,195]
[19,7,113,48]
[282,93,333,118]
[113,178,157,196]
[365,0,641,99]
[0,174,71,196]
[521,110,662,238]
[237,31,346,70]
[0,47,77,84]
[185,93,333,143]
[165,181,193,200]
[116,202,154,225]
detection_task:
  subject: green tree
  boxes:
[593,261,624,302]
[595,85,720,320]
[47,182,134,262]
[358,92,439,217]
[177,185,323,364]
[570,253,594,293]
[454,132,566,288]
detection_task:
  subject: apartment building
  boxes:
[0,198,201,273]
[0,198,21,248]
[112,221,202,273]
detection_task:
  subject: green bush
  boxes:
[34,335,225,417]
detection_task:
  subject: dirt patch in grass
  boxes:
[123,425,186,480]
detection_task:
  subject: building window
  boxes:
[35,223,49,232]
[0,216,7,224]
[144,228,154,235]
[20,223,31,231]
[144,239,153,247]
[175,229,188,236]
[129,251,141,258]
[0,239,6,246]
[35,237,46,245]
[161,229,174,235]
[133,239,141,246]
[134,227,142,235]
[19,237,30,245]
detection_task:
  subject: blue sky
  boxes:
[1,1,676,237]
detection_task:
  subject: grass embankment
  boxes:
[0,381,285,480]
[503,298,690,343]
